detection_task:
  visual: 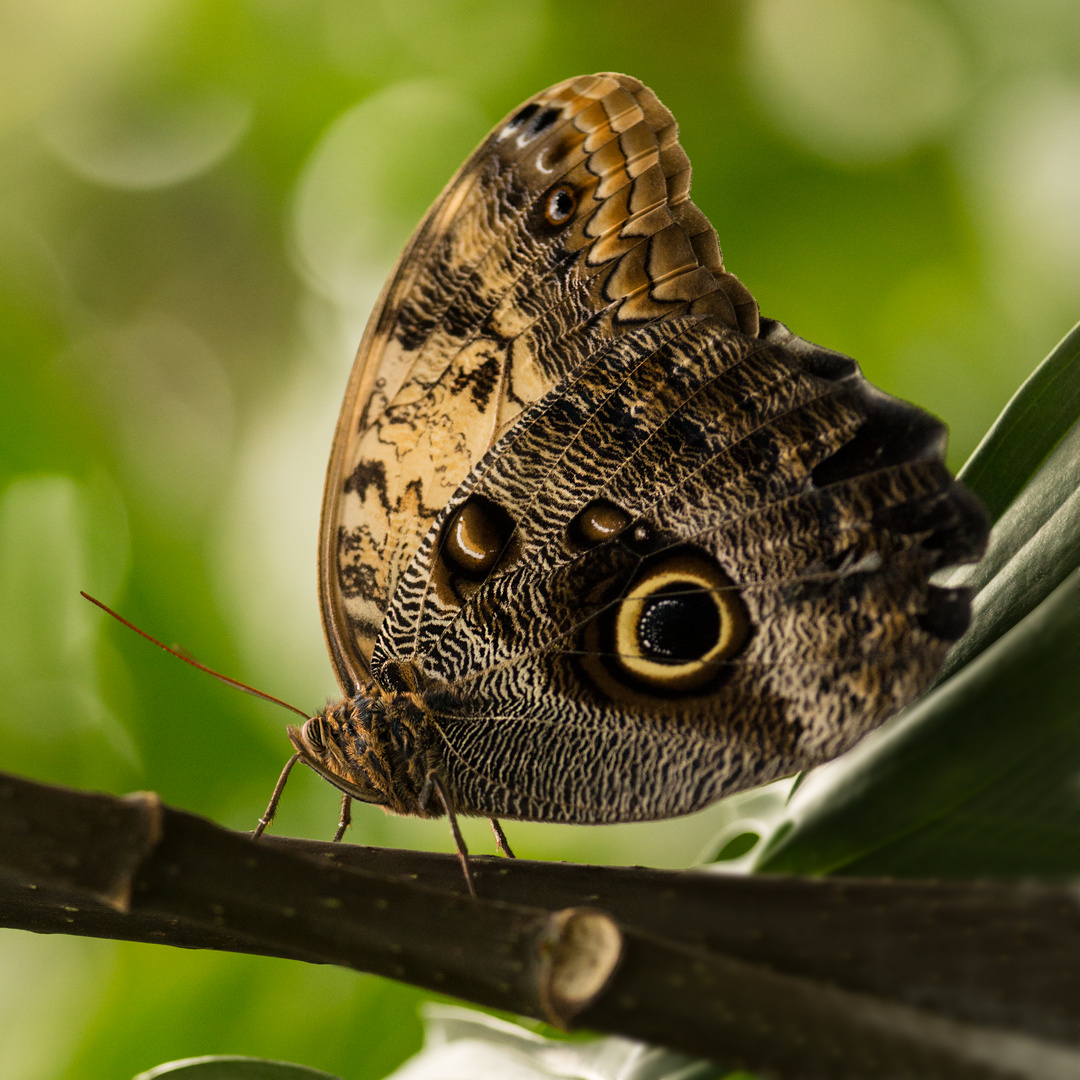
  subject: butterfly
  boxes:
[255,73,987,887]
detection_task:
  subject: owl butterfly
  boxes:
[257,73,987,887]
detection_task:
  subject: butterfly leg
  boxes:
[332,793,352,842]
[419,771,476,898]
[488,818,516,858]
[252,752,301,839]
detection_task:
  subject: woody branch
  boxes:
[0,770,1077,1080]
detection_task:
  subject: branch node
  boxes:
[538,907,623,1028]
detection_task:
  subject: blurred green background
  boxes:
[1,1,1078,1077]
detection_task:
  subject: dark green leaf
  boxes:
[937,416,1080,680]
[958,320,1080,522]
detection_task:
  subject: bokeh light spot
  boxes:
[40,90,252,190]
[291,80,487,312]
[745,0,965,163]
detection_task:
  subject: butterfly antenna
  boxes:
[80,591,310,720]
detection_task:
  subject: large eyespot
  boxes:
[602,552,749,696]
[302,716,328,755]
[440,495,515,581]
[544,184,577,226]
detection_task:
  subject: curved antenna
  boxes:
[81,591,310,720]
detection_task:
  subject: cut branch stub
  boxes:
[537,907,623,1027]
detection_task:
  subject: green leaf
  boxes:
[752,567,1079,878]
[958,320,1080,522]
[936,415,1080,681]
[133,1057,346,1080]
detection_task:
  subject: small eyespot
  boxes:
[569,499,631,548]
[532,106,561,134]
[544,185,577,226]
[303,717,327,755]
[622,520,659,556]
[506,102,539,131]
[440,495,515,581]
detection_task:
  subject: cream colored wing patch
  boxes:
[319,73,758,688]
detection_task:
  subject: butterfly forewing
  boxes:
[319,73,756,685]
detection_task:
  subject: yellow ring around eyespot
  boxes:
[614,554,746,693]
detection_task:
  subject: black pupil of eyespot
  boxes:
[637,583,719,662]
[550,189,573,220]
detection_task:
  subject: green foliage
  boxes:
[1,3,1078,1080]
[941,373,1080,680]
[958,322,1080,522]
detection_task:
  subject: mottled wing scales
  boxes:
[321,73,756,685]
[376,318,985,823]
[316,72,988,828]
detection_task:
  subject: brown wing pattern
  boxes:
[316,73,987,826]
[371,316,986,822]
[319,73,757,688]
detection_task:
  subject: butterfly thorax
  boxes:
[288,686,444,817]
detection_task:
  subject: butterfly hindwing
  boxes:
[370,315,985,822]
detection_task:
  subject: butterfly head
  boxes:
[286,690,439,817]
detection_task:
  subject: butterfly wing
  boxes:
[376,314,986,823]
[322,72,987,825]
[320,73,756,690]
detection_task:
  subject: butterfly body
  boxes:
[285,74,987,839]
[288,687,439,818]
